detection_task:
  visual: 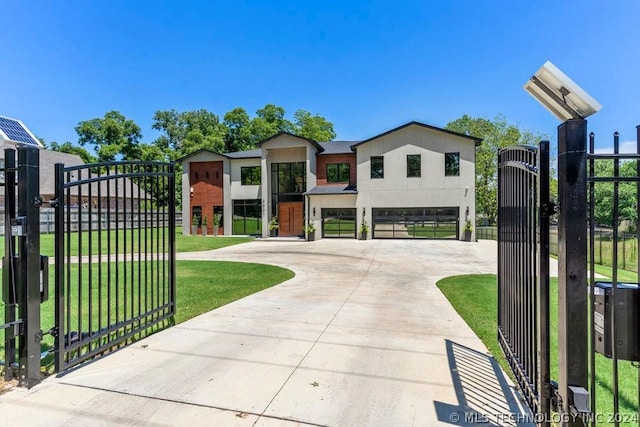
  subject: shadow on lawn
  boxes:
[434,340,534,427]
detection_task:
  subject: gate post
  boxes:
[556,118,589,423]
[16,146,42,388]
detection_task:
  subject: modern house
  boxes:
[180,121,481,240]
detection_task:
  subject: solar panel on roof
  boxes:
[0,116,42,147]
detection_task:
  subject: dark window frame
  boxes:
[407,154,421,178]
[326,162,350,183]
[371,156,384,179]
[445,152,460,176]
[241,166,261,185]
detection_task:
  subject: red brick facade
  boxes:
[316,153,357,186]
[190,161,224,234]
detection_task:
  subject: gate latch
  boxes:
[10,217,26,237]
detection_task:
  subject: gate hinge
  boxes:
[540,200,557,217]
[47,198,59,208]
[35,330,43,342]
[33,195,43,208]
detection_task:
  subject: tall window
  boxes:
[407,154,421,177]
[241,166,261,185]
[192,206,202,226]
[327,163,350,183]
[445,152,460,176]
[371,156,384,179]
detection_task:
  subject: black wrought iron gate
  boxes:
[1,145,176,386]
[498,141,551,424]
[499,121,640,426]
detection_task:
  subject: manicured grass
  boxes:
[0,230,254,257]
[1,260,294,372]
[175,233,254,252]
[437,273,638,425]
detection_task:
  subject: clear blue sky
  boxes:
[2,1,639,151]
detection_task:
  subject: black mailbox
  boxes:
[594,281,639,361]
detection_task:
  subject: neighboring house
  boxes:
[0,115,148,209]
[180,121,481,240]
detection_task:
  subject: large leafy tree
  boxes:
[446,115,546,224]
[249,104,294,143]
[223,107,252,152]
[151,109,226,159]
[75,111,142,162]
[292,109,336,142]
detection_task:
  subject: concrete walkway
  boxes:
[0,239,531,426]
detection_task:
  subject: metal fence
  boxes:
[53,160,177,372]
[587,129,640,426]
[0,208,183,234]
[497,142,551,422]
[1,146,177,387]
[498,122,640,426]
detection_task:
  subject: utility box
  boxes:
[593,281,640,361]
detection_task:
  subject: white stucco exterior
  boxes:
[181,122,479,240]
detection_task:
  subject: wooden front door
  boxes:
[278,202,303,237]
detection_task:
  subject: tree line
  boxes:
[47,104,336,164]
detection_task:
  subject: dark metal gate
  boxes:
[497,142,551,423]
[499,121,640,426]
[53,161,176,371]
[1,146,176,386]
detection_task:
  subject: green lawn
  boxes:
[437,272,638,425]
[2,260,294,372]
[0,230,254,257]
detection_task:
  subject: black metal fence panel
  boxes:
[587,129,640,427]
[497,142,551,424]
[53,161,176,372]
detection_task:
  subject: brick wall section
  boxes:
[190,161,224,234]
[316,153,357,186]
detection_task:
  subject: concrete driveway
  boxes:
[0,239,530,426]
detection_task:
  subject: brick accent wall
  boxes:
[316,153,357,186]
[190,161,224,234]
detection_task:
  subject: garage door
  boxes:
[322,208,356,238]
[372,208,459,239]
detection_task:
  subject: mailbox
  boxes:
[593,281,639,361]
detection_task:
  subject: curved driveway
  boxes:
[0,239,530,426]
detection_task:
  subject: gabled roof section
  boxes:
[350,121,483,150]
[318,141,358,155]
[257,132,325,153]
[176,148,230,162]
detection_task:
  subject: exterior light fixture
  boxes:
[190,187,194,197]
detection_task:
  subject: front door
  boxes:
[278,202,303,236]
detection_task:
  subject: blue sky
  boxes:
[2,1,639,151]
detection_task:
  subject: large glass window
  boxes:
[327,163,350,183]
[445,152,460,176]
[232,200,261,235]
[241,166,261,185]
[271,162,306,215]
[371,156,384,179]
[407,154,421,178]
[322,208,356,238]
